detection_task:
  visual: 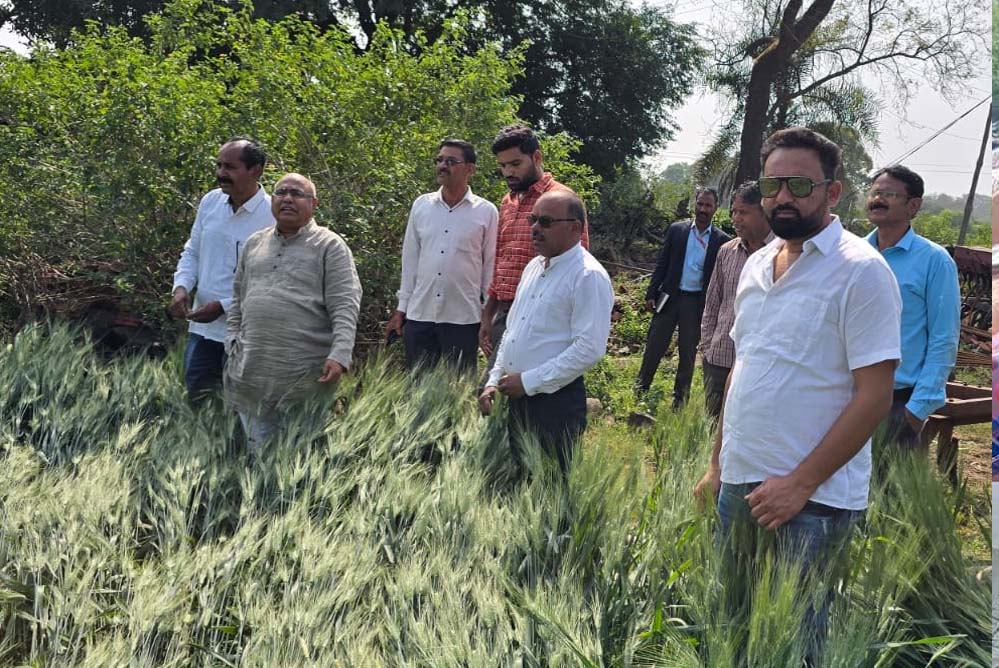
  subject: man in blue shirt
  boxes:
[865,165,960,448]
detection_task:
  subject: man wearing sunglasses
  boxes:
[637,187,730,409]
[385,139,498,373]
[223,173,362,453]
[694,127,901,664]
[863,165,959,451]
[478,190,613,474]
[169,137,275,404]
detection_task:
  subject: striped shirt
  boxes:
[700,234,773,368]
[487,173,589,301]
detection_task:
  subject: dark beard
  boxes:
[767,206,823,240]
[508,169,541,192]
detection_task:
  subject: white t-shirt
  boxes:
[720,217,901,510]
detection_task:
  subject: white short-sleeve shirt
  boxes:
[720,217,901,510]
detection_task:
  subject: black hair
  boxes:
[439,138,477,164]
[732,180,763,206]
[491,124,541,155]
[695,187,719,204]
[760,126,842,181]
[224,135,267,170]
[870,164,924,198]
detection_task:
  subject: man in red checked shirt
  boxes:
[479,125,589,377]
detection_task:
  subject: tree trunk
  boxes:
[732,0,835,188]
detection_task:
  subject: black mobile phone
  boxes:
[387,330,399,345]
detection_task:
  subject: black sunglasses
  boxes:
[529,214,578,228]
[758,176,831,198]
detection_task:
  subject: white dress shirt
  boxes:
[487,243,614,396]
[397,187,498,325]
[172,187,274,342]
[720,217,901,510]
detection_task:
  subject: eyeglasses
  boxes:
[273,187,314,199]
[758,176,832,198]
[867,189,907,200]
[529,214,578,228]
[433,157,467,167]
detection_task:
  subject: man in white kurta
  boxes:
[478,190,613,473]
[224,173,362,451]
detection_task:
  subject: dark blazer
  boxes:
[645,221,731,302]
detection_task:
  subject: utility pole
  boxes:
[956,106,990,246]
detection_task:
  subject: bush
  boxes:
[0,0,597,342]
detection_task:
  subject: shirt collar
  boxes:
[434,186,475,207]
[802,215,842,255]
[230,184,266,213]
[544,241,583,268]
[690,220,712,236]
[525,172,554,198]
[865,225,915,252]
[739,231,775,252]
[271,219,316,239]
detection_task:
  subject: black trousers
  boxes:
[508,377,587,474]
[637,291,704,405]
[403,319,480,373]
[881,387,922,450]
[702,360,731,419]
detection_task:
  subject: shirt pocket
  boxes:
[771,295,836,366]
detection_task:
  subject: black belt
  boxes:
[893,387,913,402]
[678,290,703,296]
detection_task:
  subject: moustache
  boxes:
[868,203,888,211]
[217,178,233,185]
[772,205,801,217]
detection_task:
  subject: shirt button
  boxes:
[441,250,444,254]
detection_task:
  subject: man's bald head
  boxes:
[531,190,585,259]
[272,172,319,235]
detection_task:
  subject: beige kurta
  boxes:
[223,220,362,414]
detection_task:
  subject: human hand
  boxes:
[645,299,656,313]
[497,372,525,398]
[745,474,813,530]
[693,465,721,510]
[479,320,493,357]
[478,386,497,415]
[318,359,346,383]
[903,408,925,435]
[187,300,224,323]
[385,311,405,340]
[168,287,192,319]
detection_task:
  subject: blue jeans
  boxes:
[183,332,226,403]
[717,482,863,665]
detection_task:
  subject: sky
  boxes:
[640,0,993,198]
[1,2,991,197]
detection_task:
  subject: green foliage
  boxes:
[590,166,666,253]
[848,210,992,247]
[0,324,990,665]
[0,0,596,339]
